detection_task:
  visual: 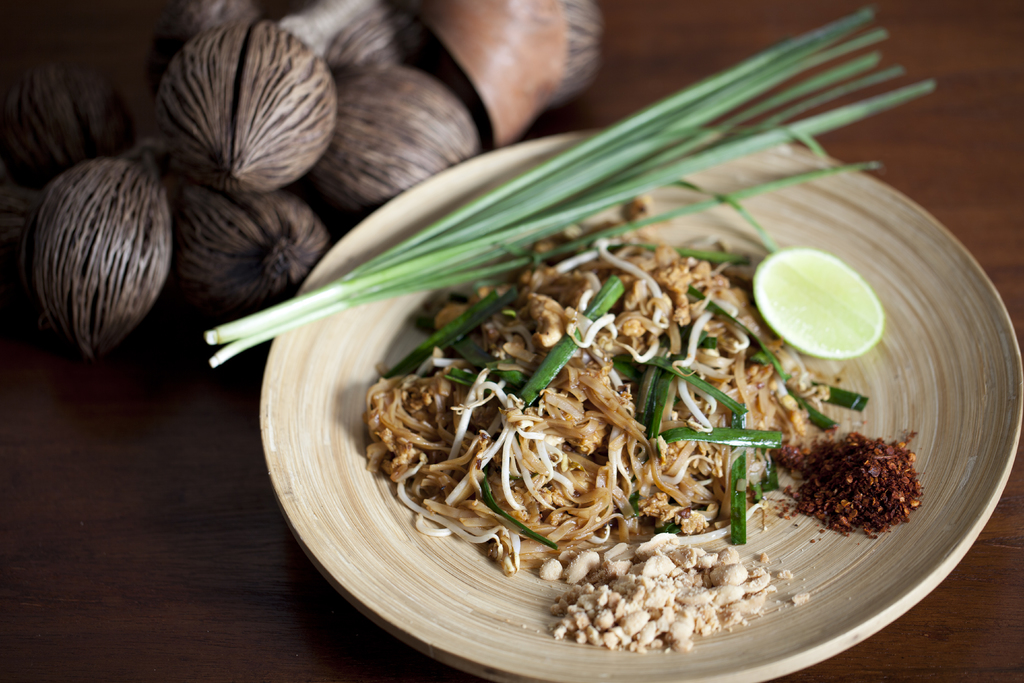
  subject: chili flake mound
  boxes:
[776,432,923,537]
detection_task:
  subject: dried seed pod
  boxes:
[0,63,135,188]
[146,0,262,93]
[174,184,330,318]
[19,158,172,361]
[155,20,337,193]
[322,0,425,69]
[307,64,479,213]
[547,0,602,108]
[0,184,37,308]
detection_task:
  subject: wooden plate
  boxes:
[261,134,1022,682]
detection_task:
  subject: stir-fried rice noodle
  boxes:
[363,242,826,575]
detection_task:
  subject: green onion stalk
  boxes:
[204,7,934,367]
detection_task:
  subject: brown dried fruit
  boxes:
[0,63,135,189]
[174,184,330,318]
[19,158,172,360]
[308,64,479,212]
[155,20,337,193]
[145,0,262,93]
[322,0,425,69]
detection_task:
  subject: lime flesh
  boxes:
[752,247,884,360]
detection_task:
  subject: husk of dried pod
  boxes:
[146,0,262,93]
[173,184,330,318]
[307,64,479,213]
[0,63,135,188]
[0,184,38,309]
[297,0,423,70]
[19,157,173,361]
[156,19,337,193]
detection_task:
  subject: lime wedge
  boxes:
[753,247,884,360]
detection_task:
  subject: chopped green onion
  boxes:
[647,367,677,437]
[763,456,780,492]
[752,481,764,503]
[641,356,747,417]
[635,363,662,430]
[660,426,782,449]
[749,350,771,365]
[612,357,641,382]
[730,451,748,544]
[385,287,517,378]
[445,367,479,387]
[656,521,683,534]
[479,466,558,549]
[819,383,870,411]
[792,393,839,430]
[635,243,749,265]
[518,276,624,406]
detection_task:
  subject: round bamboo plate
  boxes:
[261,134,1022,682]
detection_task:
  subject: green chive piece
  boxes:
[518,276,625,406]
[819,383,870,411]
[613,357,641,382]
[731,450,748,544]
[752,481,764,503]
[446,367,479,387]
[660,427,782,449]
[642,356,747,417]
[749,350,771,365]
[635,363,662,430]
[635,242,750,265]
[647,367,677,437]
[385,287,518,378]
[452,337,494,368]
[763,456,779,492]
[792,393,838,430]
[628,490,641,518]
[656,521,683,534]
[479,466,558,549]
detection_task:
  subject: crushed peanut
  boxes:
[550,534,777,653]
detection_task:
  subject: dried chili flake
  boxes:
[775,432,922,537]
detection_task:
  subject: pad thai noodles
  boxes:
[363,218,849,575]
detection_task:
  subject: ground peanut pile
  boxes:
[547,534,774,653]
[777,432,923,537]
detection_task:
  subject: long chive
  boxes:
[479,466,558,549]
[660,427,783,449]
[517,276,624,406]
[641,356,747,417]
[730,451,748,544]
[385,287,517,378]
[820,384,870,411]
[792,393,839,430]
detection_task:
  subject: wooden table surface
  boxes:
[2,0,1021,680]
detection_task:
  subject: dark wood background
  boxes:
[2,0,1022,680]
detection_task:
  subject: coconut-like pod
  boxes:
[174,184,330,318]
[0,63,135,189]
[0,184,37,309]
[155,20,337,194]
[19,158,172,361]
[308,64,479,213]
[146,0,262,93]
[321,0,425,69]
